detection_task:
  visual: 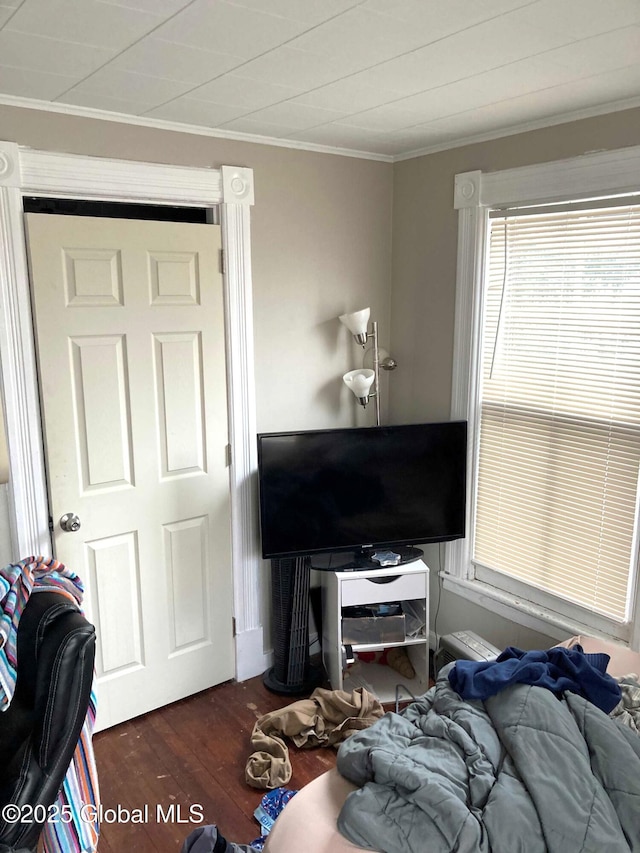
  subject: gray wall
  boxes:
[391,105,640,647]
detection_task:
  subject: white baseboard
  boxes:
[235,626,272,683]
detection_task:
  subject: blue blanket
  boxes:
[448,644,621,712]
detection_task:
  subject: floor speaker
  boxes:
[263,557,320,695]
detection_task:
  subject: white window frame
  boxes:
[446,145,640,651]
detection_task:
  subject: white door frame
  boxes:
[0,140,267,682]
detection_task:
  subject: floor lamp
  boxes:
[339,307,397,426]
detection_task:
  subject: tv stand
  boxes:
[355,545,424,569]
[262,547,425,696]
[309,546,424,573]
[320,559,430,704]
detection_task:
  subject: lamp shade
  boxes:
[343,368,375,405]
[339,307,370,345]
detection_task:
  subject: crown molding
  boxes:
[1,91,640,167]
[0,94,393,163]
[392,94,640,162]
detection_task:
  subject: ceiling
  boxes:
[1,0,639,161]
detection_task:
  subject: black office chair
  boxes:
[0,591,96,853]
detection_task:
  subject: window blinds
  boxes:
[474,203,640,623]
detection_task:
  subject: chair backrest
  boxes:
[0,591,96,852]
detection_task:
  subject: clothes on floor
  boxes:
[180,824,260,853]
[181,788,298,853]
[250,787,297,851]
[448,644,622,713]
[0,555,100,853]
[245,686,384,789]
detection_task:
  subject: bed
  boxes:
[263,635,640,853]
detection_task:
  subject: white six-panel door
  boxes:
[25,213,234,730]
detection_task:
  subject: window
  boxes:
[449,151,640,647]
[477,202,640,625]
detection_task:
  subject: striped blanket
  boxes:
[0,555,100,853]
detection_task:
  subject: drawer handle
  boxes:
[366,575,400,584]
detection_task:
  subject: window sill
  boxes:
[440,572,628,647]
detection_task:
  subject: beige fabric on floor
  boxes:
[245,687,384,789]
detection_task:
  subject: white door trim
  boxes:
[0,141,267,682]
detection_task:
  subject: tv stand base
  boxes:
[262,662,323,696]
[356,545,424,568]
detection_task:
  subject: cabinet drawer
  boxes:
[341,571,427,607]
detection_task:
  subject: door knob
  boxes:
[60,512,81,532]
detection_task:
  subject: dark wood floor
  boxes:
[92,674,338,852]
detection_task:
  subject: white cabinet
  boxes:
[319,559,430,704]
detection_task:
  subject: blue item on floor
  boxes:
[250,787,297,849]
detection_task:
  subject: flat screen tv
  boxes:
[257,421,467,560]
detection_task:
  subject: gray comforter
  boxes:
[336,667,640,853]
